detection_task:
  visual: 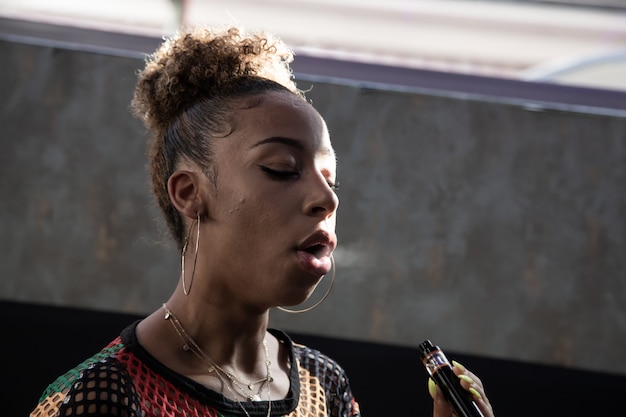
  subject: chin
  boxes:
[282,286,318,307]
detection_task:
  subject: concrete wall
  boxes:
[1,37,625,376]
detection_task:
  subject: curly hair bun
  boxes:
[132,26,301,133]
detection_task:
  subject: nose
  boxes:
[304,172,339,218]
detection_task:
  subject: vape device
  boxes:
[419,340,484,417]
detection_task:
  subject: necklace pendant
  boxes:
[249,394,261,402]
[248,383,254,390]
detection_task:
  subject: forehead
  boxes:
[229,91,333,157]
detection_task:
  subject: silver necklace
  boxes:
[162,304,273,417]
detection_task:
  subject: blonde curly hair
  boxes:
[131,26,305,247]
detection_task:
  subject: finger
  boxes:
[429,380,456,417]
[452,361,484,394]
[428,377,438,399]
[458,373,484,401]
[451,361,494,417]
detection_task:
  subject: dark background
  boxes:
[9,300,626,416]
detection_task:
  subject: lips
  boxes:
[296,230,336,275]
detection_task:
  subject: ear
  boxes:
[167,170,205,219]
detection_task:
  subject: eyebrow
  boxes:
[250,136,335,158]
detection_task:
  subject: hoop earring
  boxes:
[277,255,335,314]
[181,213,200,296]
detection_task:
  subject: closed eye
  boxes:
[259,166,300,180]
[260,165,338,192]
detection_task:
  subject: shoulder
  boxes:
[293,341,341,372]
[270,329,350,385]
[290,341,362,417]
[293,342,351,384]
[30,336,140,417]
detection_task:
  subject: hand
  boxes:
[429,361,494,417]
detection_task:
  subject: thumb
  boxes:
[428,378,438,399]
[429,378,455,417]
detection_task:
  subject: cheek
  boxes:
[228,195,283,233]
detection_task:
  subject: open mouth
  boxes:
[296,231,335,275]
[303,244,327,259]
[296,230,336,274]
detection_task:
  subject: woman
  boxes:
[30,26,494,417]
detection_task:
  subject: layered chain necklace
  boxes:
[162,304,273,417]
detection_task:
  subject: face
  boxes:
[197,90,339,310]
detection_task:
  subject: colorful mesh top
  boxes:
[30,321,361,417]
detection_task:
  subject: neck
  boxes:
[162,294,270,375]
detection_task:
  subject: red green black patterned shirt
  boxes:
[30,322,361,417]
